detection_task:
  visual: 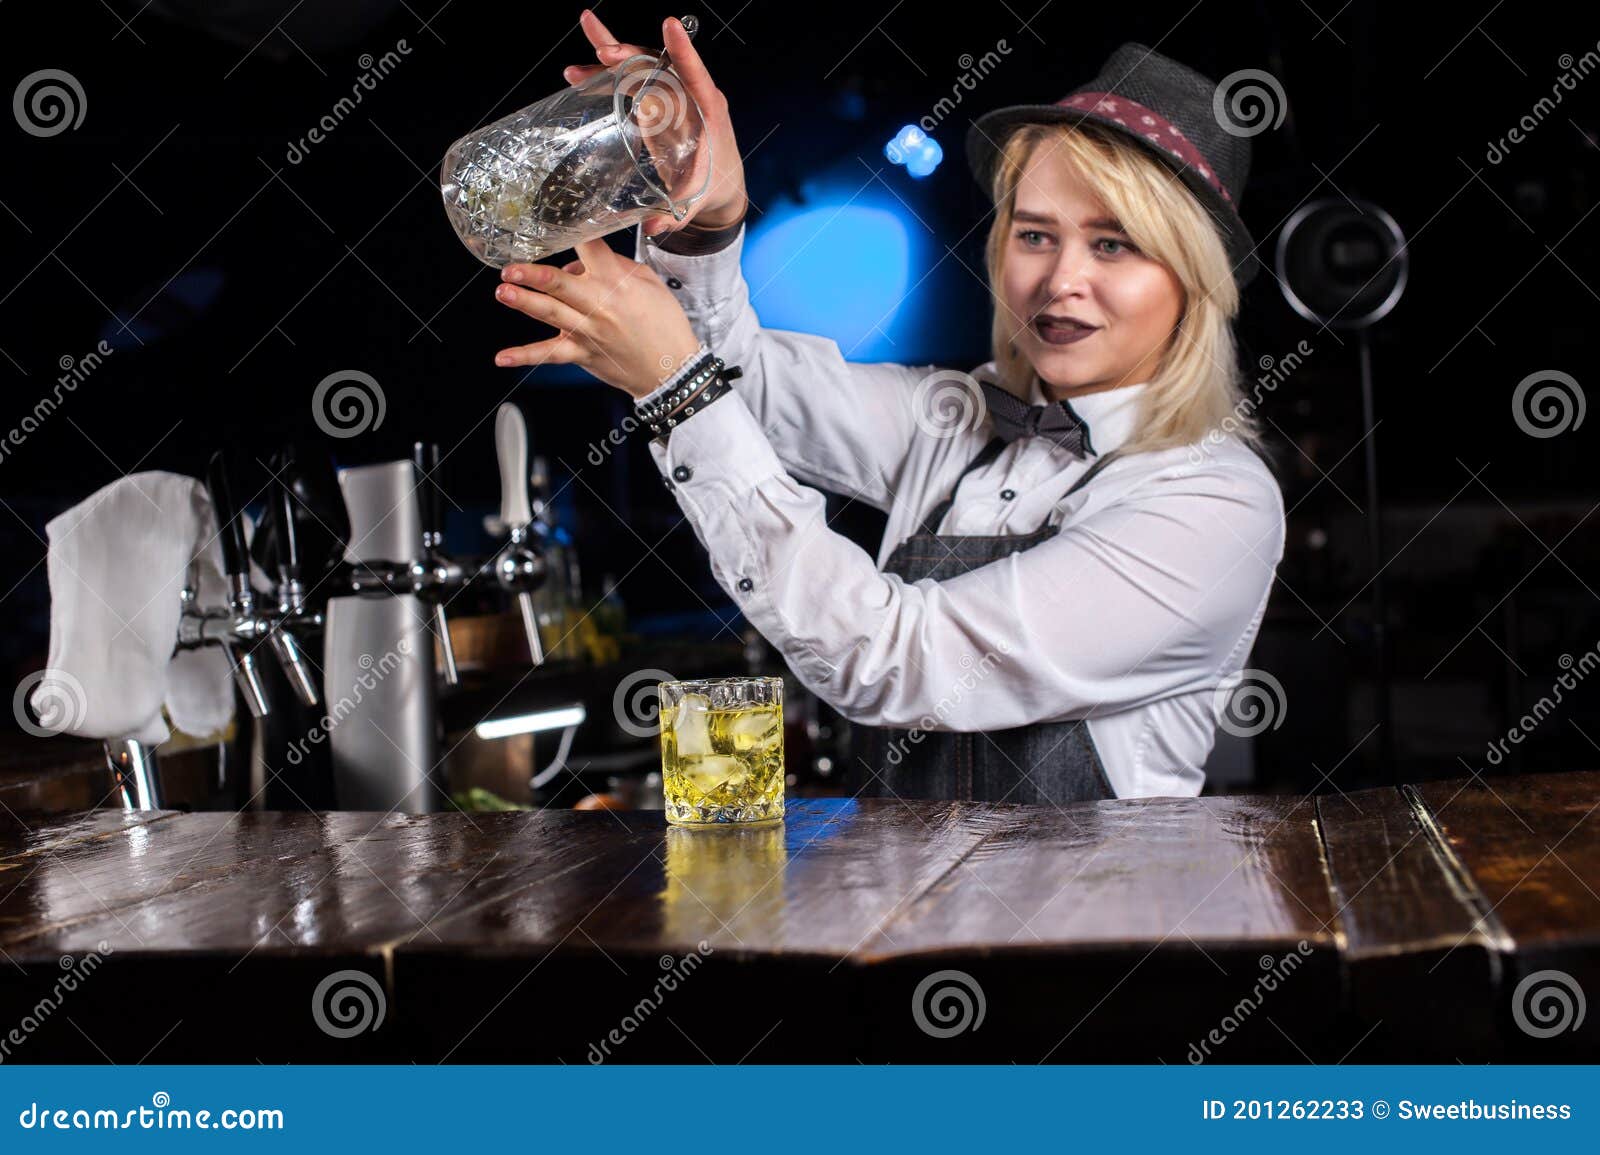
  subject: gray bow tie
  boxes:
[979,380,1096,458]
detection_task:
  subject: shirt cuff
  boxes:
[647,385,785,498]
[635,221,748,314]
[649,215,746,256]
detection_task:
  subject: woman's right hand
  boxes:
[563,9,748,237]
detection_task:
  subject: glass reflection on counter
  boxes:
[661,823,789,943]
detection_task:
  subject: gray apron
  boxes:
[848,437,1123,805]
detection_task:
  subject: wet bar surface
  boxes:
[0,772,1594,1062]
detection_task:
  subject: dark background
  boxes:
[2,0,1598,792]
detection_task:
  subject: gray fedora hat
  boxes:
[966,42,1262,287]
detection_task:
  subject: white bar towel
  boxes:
[30,471,265,745]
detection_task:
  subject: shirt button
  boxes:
[663,476,674,491]
[999,488,1017,501]
[672,464,693,483]
[666,276,684,290]
[737,577,754,593]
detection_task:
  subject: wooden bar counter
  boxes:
[1,772,1594,1063]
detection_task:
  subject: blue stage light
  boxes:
[906,137,943,178]
[743,202,913,360]
[884,125,943,177]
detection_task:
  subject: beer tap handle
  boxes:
[495,404,545,668]
[496,406,533,532]
[273,462,302,587]
[206,451,251,604]
[412,442,445,546]
[205,452,269,718]
[412,442,459,686]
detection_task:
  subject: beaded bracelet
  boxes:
[644,369,727,437]
[641,364,743,439]
[635,352,720,423]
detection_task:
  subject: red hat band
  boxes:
[1055,92,1234,205]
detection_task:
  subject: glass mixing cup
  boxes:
[440,51,711,268]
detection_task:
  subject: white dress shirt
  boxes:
[633,223,1286,799]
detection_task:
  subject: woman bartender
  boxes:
[491,12,1286,804]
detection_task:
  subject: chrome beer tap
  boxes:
[109,455,327,812]
[262,462,323,707]
[322,405,550,813]
[339,404,548,675]
[107,411,554,813]
[105,737,164,811]
[175,452,322,717]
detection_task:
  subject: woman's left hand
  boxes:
[492,236,702,400]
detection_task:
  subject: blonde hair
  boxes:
[984,121,1264,457]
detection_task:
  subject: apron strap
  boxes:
[916,438,1007,536]
[1062,447,1123,497]
[916,441,1125,538]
